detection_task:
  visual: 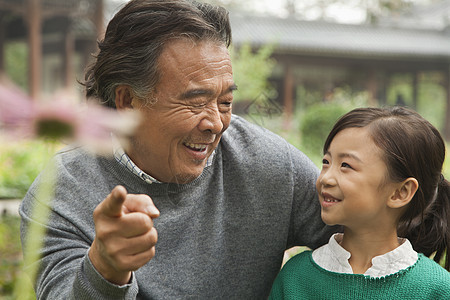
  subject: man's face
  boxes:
[127,39,236,184]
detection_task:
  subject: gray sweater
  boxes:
[20,115,334,299]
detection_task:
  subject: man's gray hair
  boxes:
[83,0,232,108]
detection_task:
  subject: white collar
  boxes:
[112,136,161,184]
[312,233,418,277]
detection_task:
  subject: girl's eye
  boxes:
[322,159,329,165]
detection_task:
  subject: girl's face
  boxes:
[316,127,399,231]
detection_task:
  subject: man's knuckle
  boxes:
[147,228,158,245]
[135,213,153,229]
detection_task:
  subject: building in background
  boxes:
[1,0,449,137]
[0,0,104,98]
[230,0,450,137]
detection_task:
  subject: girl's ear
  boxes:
[388,178,419,209]
[115,85,135,110]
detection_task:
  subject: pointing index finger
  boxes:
[103,185,128,217]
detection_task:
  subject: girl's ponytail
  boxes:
[405,176,450,271]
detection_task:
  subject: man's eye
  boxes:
[341,162,352,168]
[189,100,207,108]
[219,100,232,113]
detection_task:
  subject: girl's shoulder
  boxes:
[281,250,315,273]
[413,254,450,279]
[406,254,450,297]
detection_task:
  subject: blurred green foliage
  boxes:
[5,42,28,91]
[299,102,350,161]
[0,141,59,199]
[0,140,55,299]
[298,87,370,164]
[230,43,277,102]
[0,215,21,295]
[386,72,446,131]
[0,215,35,299]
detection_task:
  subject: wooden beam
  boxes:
[271,53,449,73]
[27,0,42,99]
[366,69,378,106]
[379,71,389,105]
[63,23,74,89]
[412,71,419,110]
[283,64,294,120]
[94,0,105,41]
[0,1,27,14]
[0,12,5,73]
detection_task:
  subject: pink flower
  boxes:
[0,80,139,154]
[0,81,34,139]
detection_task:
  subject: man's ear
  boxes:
[115,85,135,110]
[388,178,419,209]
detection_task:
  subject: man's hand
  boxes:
[89,185,159,285]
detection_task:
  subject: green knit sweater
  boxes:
[269,251,450,300]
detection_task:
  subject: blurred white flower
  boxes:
[0,77,141,299]
[0,80,139,154]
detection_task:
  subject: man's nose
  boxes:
[198,104,224,134]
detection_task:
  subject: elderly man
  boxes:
[20,0,334,298]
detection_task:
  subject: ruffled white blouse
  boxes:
[312,233,418,277]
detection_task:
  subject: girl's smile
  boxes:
[320,192,342,208]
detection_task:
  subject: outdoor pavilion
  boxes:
[230,11,450,138]
[0,0,104,99]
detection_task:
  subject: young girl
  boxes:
[270,107,450,299]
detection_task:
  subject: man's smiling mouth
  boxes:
[184,142,207,151]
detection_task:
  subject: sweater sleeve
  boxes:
[286,143,338,249]
[268,278,283,300]
[19,189,139,299]
[268,251,313,300]
[268,266,287,300]
[72,254,139,299]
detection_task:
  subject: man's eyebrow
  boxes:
[180,89,213,99]
[180,83,238,99]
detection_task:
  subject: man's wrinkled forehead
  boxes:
[158,38,232,78]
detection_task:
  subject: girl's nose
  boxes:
[319,169,337,187]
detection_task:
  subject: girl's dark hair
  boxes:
[82,0,231,108]
[324,106,449,270]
